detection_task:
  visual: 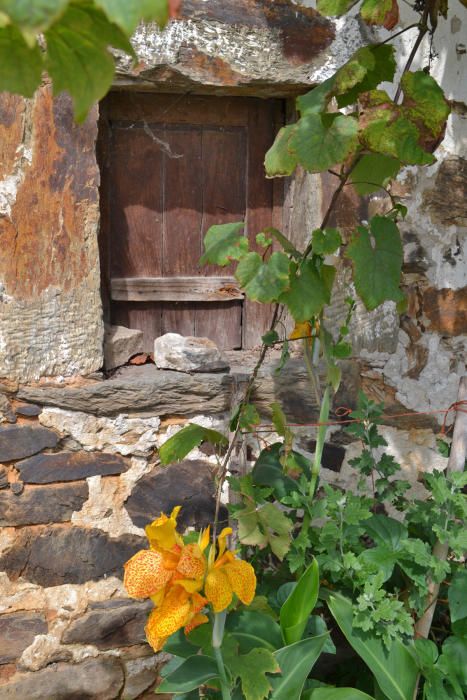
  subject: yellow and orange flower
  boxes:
[123,507,256,652]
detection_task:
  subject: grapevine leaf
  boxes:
[95,0,169,34]
[0,0,68,35]
[235,252,290,303]
[159,423,227,465]
[289,113,359,173]
[401,71,450,137]
[264,125,297,177]
[312,228,342,255]
[346,216,404,310]
[279,260,335,322]
[361,0,399,29]
[336,45,396,107]
[45,4,134,122]
[0,25,42,96]
[225,647,279,700]
[296,76,336,116]
[200,222,248,266]
[349,154,401,194]
[316,0,358,16]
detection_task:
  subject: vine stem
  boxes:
[212,612,231,700]
[393,2,431,103]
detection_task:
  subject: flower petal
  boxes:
[145,509,183,551]
[217,527,233,559]
[124,550,172,599]
[145,612,168,652]
[185,613,209,635]
[147,585,192,639]
[224,559,256,606]
[177,544,206,580]
[205,568,232,613]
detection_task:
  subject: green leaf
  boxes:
[437,635,467,689]
[289,113,359,174]
[279,260,334,322]
[263,227,301,260]
[296,76,336,116]
[270,634,329,700]
[95,0,169,34]
[349,154,401,195]
[237,501,293,560]
[159,423,227,465]
[337,45,396,107]
[347,215,404,311]
[312,228,342,256]
[280,559,320,645]
[449,569,467,636]
[0,0,68,34]
[157,655,219,694]
[163,629,201,658]
[235,252,290,303]
[226,610,283,653]
[401,71,450,137]
[45,4,134,122]
[365,514,408,549]
[251,443,300,499]
[361,0,397,26]
[200,222,248,266]
[262,330,279,347]
[226,647,279,700]
[0,24,43,96]
[264,125,297,177]
[361,108,435,166]
[325,591,418,700]
[316,0,358,16]
[271,402,288,438]
[305,689,375,700]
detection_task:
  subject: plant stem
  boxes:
[309,386,331,500]
[393,3,430,103]
[212,612,231,700]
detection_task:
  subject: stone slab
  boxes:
[14,403,42,417]
[0,526,144,587]
[0,483,89,526]
[0,425,58,462]
[62,599,151,649]
[0,656,124,700]
[16,451,128,484]
[125,460,226,531]
[104,325,145,371]
[0,612,47,665]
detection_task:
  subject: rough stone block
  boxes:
[0,526,144,586]
[16,451,128,484]
[104,325,145,371]
[122,657,160,700]
[0,656,124,700]
[0,612,47,665]
[154,333,229,373]
[125,460,226,531]
[423,287,467,336]
[0,425,58,462]
[14,403,42,417]
[62,599,151,649]
[0,483,89,526]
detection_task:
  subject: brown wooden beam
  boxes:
[110,276,244,302]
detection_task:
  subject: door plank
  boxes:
[111,276,243,301]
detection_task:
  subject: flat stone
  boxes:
[15,403,42,417]
[0,483,88,526]
[104,325,145,371]
[154,333,229,373]
[423,287,467,336]
[0,467,8,490]
[17,366,234,416]
[62,599,151,649]
[0,395,16,424]
[0,425,58,462]
[0,656,124,699]
[17,452,128,484]
[122,657,160,700]
[0,612,47,664]
[0,526,144,586]
[125,460,225,531]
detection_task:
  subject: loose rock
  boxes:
[0,425,58,462]
[104,325,145,371]
[62,599,151,649]
[0,612,47,664]
[154,333,229,373]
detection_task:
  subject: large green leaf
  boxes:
[235,251,290,303]
[159,423,227,465]
[157,655,219,694]
[280,559,320,645]
[346,216,404,311]
[401,71,450,137]
[0,24,42,96]
[316,0,358,15]
[226,610,283,653]
[361,0,398,27]
[264,125,297,177]
[360,106,435,166]
[95,0,169,33]
[226,647,279,700]
[279,260,335,322]
[305,689,375,700]
[296,76,336,116]
[289,113,358,173]
[449,570,467,636]
[349,154,401,195]
[251,443,302,499]
[312,228,342,256]
[336,45,396,107]
[437,635,467,690]
[200,222,248,266]
[270,634,329,700]
[325,591,418,700]
[237,501,293,560]
[45,3,134,121]
[0,0,68,34]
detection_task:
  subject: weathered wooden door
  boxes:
[98,93,283,351]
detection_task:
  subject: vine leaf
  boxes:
[264,125,297,177]
[361,0,399,29]
[0,0,68,38]
[45,3,134,121]
[312,228,342,255]
[237,502,293,560]
[0,25,43,96]
[347,216,404,311]
[279,260,335,322]
[296,77,336,116]
[225,647,279,700]
[401,71,450,138]
[289,113,359,174]
[159,423,227,465]
[316,0,358,16]
[235,252,290,303]
[95,0,169,34]
[336,45,396,107]
[349,154,400,195]
[200,222,248,266]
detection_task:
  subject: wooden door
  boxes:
[98,93,283,351]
